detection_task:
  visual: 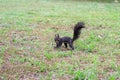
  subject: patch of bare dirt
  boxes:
[19,72,40,80]
[0,42,4,46]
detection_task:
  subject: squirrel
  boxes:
[54,22,85,50]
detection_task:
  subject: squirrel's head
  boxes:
[54,34,60,44]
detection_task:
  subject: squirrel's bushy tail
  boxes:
[72,22,85,41]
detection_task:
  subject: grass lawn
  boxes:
[0,0,120,80]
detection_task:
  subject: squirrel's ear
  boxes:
[55,34,59,38]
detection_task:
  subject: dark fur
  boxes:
[54,22,85,50]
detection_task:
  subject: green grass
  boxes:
[0,0,120,80]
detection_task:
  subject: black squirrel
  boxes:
[54,22,85,50]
